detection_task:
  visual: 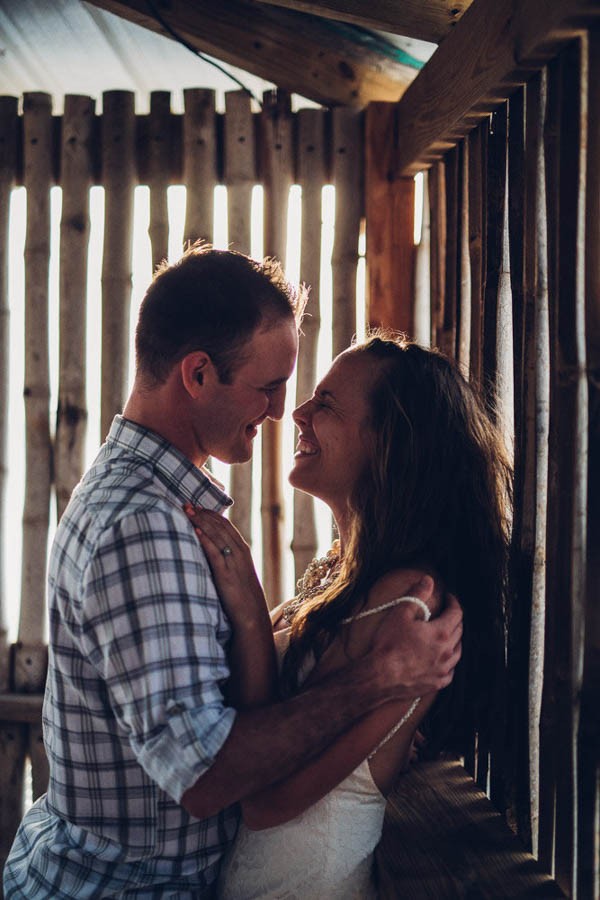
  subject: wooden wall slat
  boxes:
[331,107,363,353]
[0,723,28,869]
[457,138,471,370]
[428,161,446,347]
[580,26,600,900]
[19,92,53,658]
[413,170,431,346]
[468,121,485,383]
[225,90,258,545]
[147,91,173,271]
[547,38,588,897]
[538,50,562,874]
[441,145,458,357]
[183,88,217,247]
[292,108,326,582]
[261,89,294,606]
[55,94,94,521]
[0,95,18,693]
[100,90,136,439]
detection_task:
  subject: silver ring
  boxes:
[221,545,233,557]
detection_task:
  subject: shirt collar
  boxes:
[106,415,233,512]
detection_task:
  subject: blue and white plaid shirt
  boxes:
[4,417,238,898]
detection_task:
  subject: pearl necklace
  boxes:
[281,540,341,624]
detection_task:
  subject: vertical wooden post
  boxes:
[429,160,446,348]
[261,89,293,606]
[100,91,136,438]
[468,123,485,383]
[365,103,415,335]
[183,88,217,247]
[293,108,326,582]
[580,26,600,900]
[55,94,94,520]
[413,170,431,346]
[458,138,471,371]
[442,146,459,357]
[225,90,258,545]
[18,93,53,663]
[331,108,362,354]
[147,91,173,271]
[0,96,18,691]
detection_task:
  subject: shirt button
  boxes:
[166,700,186,716]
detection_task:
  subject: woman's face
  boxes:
[289,351,377,522]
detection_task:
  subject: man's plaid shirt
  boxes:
[4,416,239,898]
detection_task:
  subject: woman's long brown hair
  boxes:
[281,332,513,757]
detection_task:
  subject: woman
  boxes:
[186,331,512,899]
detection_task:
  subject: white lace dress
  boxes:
[216,596,430,900]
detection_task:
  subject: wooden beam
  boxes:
[255,0,472,43]
[86,0,417,108]
[365,103,415,334]
[393,0,600,175]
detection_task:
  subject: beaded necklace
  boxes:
[281,540,341,625]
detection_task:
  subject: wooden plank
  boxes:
[292,108,326,582]
[183,88,217,247]
[0,723,28,873]
[100,90,136,439]
[393,0,600,175]
[19,93,53,648]
[331,107,362,354]
[538,51,562,875]
[0,96,18,694]
[378,759,566,899]
[147,91,172,271]
[0,692,44,723]
[260,90,294,607]
[441,146,458,357]
[254,0,472,43]
[457,139,471,369]
[55,95,94,521]
[580,27,600,900]
[468,121,485,383]
[225,90,258,546]
[87,0,417,108]
[413,170,431,346]
[365,103,415,335]
[428,161,446,347]
[546,38,588,897]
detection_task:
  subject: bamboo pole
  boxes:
[331,108,362,353]
[428,161,446,348]
[546,38,588,897]
[538,51,562,874]
[147,91,172,272]
[468,121,485,384]
[18,93,53,677]
[225,90,258,545]
[55,95,94,521]
[183,88,217,247]
[261,89,293,606]
[292,107,326,583]
[100,91,136,439]
[0,96,18,693]
[580,27,600,900]
[413,170,431,347]
[458,138,471,371]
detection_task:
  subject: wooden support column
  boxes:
[365,103,415,335]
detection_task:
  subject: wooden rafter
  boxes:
[86,0,419,107]
[393,0,600,175]
[254,0,473,43]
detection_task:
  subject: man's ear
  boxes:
[180,351,212,397]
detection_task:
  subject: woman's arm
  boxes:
[240,570,444,829]
[184,505,277,709]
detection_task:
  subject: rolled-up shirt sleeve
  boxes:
[78,506,236,802]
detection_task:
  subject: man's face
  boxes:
[198,318,299,465]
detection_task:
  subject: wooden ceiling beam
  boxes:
[86,0,418,107]
[393,0,600,175]
[254,0,473,43]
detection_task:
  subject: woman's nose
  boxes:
[292,399,310,426]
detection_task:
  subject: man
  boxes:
[4,245,462,898]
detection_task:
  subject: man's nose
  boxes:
[268,385,286,420]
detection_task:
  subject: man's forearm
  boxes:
[182,651,389,819]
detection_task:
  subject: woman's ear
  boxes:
[181,351,211,397]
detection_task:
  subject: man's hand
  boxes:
[371,576,463,700]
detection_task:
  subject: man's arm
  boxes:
[181,588,462,819]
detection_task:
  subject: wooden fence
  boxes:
[0,86,364,864]
[399,29,598,900]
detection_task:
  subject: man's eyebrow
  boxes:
[262,376,288,389]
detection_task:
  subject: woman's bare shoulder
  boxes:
[366,568,444,618]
